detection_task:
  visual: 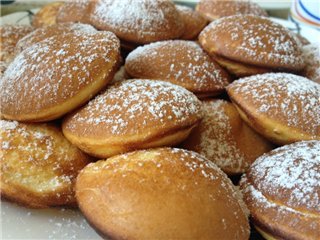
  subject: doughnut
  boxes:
[226,73,320,145]
[76,148,250,239]
[56,0,91,24]
[88,0,184,44]
[302,43,320,84]
[196,0,268,21]
[176,5,207,40]
[240,140,320,240]
[0,24,34,64]
[62,79,203,158]
[109,66,129,85]
[0,120,91,208]
[291,31,310,46]
[32,2,64,28]
[0,31,120,122]
[16,23,96,54]
[125,40,231,98]
[181,99,273,175]
[199,15,305,77]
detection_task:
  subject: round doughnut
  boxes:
[199,15,305,77]
[0,120,91,208]
[125,40,231,98]
[226,73,320,145]
[181,99,273,175]
[0,24,34,64]
[0,31,120,122]
[76,147,250,239]
[62,79,203,158]
[16,23,96,54]
[196,0,268,21]
[302,43,320,84]
[109,66,129,85]
[240,140,320,240]
[32,2,64,28]
[56,0,91,24]
[88,0,184,44]
[176,5,207,40]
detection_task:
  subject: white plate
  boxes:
[1,8,319,240]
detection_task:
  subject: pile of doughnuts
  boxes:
[1,0,319,239]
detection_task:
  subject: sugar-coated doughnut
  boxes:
[1,31,120,122]
[56,0,91,24]
[76,148,250,239]
[88,0,184,44]
[62,80,203,158]
[199,15,305,77]
[0,120,91,208]
[196,0,268,21]
[227,73,320,145]
[32,2,64,28]
[125,40,230,97]
[176,5,207,40]
[302,43,320,84]
[181,99,273,175]
[240,140,320,240]
[0,25,34,64]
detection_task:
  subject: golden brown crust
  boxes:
[0,25,34,64]
[88,0,184,44]
[181,99,273,175]
[0,120,91,208]
[1,31,120,122]
[199,15,305,72]
[240,141,320,240]
[125,40,230,97]
[32,2,64,28]
[196,0,268,21]
[62,79,203,158]
[76,148,250,239]
[176,5,207,40]
[302,44,320,84]
[56,0,91,24]
[227,73,320,145]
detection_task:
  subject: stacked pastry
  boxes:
[1,0,319,239]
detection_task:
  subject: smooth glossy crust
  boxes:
[1,31,120,122]
[199,15,305,71]
[196,0,268,21]
[125,40,230,96]
[76,148,250,239]
[240,141,320,240]
[0,120,91,208]
[88,0,184,44]
[32,2,64,28]
[227,73,320,145]
[62,79,203,157]
[181,99,273,175]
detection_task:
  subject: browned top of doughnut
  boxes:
[176,5,207,40]
[0,120,90,207]
[0,31,120,119]
[125,40,230,96]
[89,0,184,44]
[63,79,202,139]
[32,2,64,28]
[196,0,268,21]
[56,0,91,24]
[227,73,320,137]
[302,43,320,84]
[240,141,320,240]
[16,23,96,53]
[181,99,273,174]
[76,148,249,239]
[199,15,305,70]
[0,24,34,63]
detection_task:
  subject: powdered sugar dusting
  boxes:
[126,40,229,93]
[228,73,320,135]
[247,141,320,212]
[67,79,202,135]
[302,43,320,84]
